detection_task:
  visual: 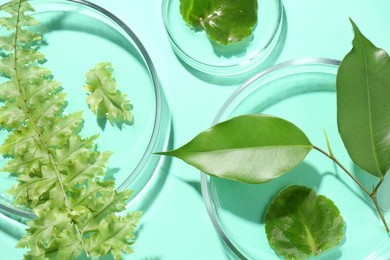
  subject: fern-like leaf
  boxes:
[86,212,142,260]
[84,62,133,127]
[0,1,140,259]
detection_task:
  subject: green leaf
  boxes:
[42,111,84,147]
[337,19,390,178]
[265,186,344,259]
[160,114,313,183]
[180,0,258,45]
[84,62,133,127]
[0,102,26,130]
[86,212,142,260]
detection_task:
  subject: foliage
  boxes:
[159,114,312,183]
[179,0,258,45]
[84,62,133,128]
[0,1,139,259]
[337,19,390,179]
[265,186,344,259]
[160,19,390,257]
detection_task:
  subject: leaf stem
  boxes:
[313,145,389,232]
[313,146,371,195]
[12,0,89,256]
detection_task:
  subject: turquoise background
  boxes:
[1,0,390,259]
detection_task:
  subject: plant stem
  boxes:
[313,145,389,233]
[12,0,89,256]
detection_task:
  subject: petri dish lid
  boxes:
[0,0,170,219]
[162,0,283,76]
[201,58,390,259]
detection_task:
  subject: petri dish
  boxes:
[0,0,170,219]
[162,0,283,76]
[201,58,390,259]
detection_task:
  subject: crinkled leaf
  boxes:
[0,124,38,156]
[180,0,258,45]
[10,166,58,205]
[81,189,132,233]
[2,149,49,175]
[63,151,112,186]
[0,102,26,130]
[84,62,133,127]
[337,19,390,178]
[160,114,313,184]
[0,81,18,101]
[265,186,344,259]
[54,229,83,260]
[55,135,98,165]
[42,111,84,147]
[86,212,141,260]
[17,207,71,248]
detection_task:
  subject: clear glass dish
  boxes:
[0,0,170,219]
[201,58,390,259]
[162,0,283,76]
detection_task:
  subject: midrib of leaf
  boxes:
[11,1,88,255]
[89,221,128,252]
[299,212,319,256]
[356,28,382,177]
[92,70,122,111]
[169,144,312,155]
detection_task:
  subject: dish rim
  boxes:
[161,0,284,76]
[200,57,342,259]
[0,0,164,219]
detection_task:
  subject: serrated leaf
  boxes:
[337,19,390,178]
[42,111,84,147]
[84,62,133,127]
[86,212,141,260]
[0,124,38,156]
[54,229,83,260]
[55,135,98,165]
[0,102,26,130]
[180,0,258,45]
[160,114,313,184]
[33,91,67,124]
[81,189,132,233]
[63,151,112,186]
[0,81,18,101]
[0,34,15,51]
[11,166,58,204]
[17,207,71,248]
[265,186,344,259]
[2,149,49,175]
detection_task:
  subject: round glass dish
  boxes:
[162,0,283,76]
[201,58,390,259]
[0,0,170,219]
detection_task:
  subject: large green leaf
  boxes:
[160,114,313,183]
[265,186,344,259]
[337,20,390,178]
[180,0,258,45]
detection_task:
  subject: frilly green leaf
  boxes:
[0,1,140,259]
[86,212,142,260]
[84,62,133,127]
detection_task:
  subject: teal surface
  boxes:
[0,0,390,259]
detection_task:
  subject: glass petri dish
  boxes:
[162,0,283,76]
[0,0,170,219]
[201,58,390,259]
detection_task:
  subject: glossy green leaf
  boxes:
[180,0,258,45]
[265,186,344,259]
[337,20,390,178]
[160,114,313,183]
